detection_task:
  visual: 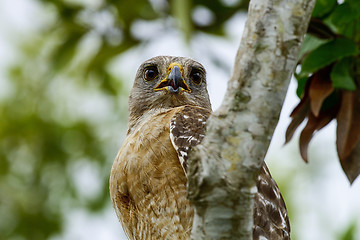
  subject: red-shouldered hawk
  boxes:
[110,56,290,240]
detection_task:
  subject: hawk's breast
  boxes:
[110,107,196,240]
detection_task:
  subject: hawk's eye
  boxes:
[144,67,158,81]
[190,69,202,85]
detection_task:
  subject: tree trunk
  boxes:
[187,0,315,239]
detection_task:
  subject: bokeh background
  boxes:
[0,0,359,239]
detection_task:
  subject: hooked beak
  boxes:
[154,63,190,93]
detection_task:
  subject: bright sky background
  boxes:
[1,0,359,239]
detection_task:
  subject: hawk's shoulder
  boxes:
[170,105,211,173]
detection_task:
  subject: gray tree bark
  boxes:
[187,0,315,239]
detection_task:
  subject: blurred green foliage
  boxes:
[0,0,248,239]
[340,223,357,240]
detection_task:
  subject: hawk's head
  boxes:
[128,56,211,126]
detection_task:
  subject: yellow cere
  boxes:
[167,62,184,75]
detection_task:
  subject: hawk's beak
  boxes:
[154,63,190,93]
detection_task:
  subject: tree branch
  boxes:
[188,0,315,239]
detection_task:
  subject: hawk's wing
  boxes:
[254,164,291,239]
[170,105,211,173]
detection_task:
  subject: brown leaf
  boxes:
[341,141,360,184]
[336,90,360,183]
[299,109,338,162]
[309,69,334,117]
[290,92,309,118]
[286,76,312,144]
[285,98,309,144]
[307,18,337,40]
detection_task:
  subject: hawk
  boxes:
[110,56,290,240]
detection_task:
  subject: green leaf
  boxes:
[312,0,337,18]
[296,76,308,98]
[326,2,360,38]
[298,34,329,61]
[301,38,358,75]
[330,57,357,90]
[345,0,360,17]
[328,3,355,25]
